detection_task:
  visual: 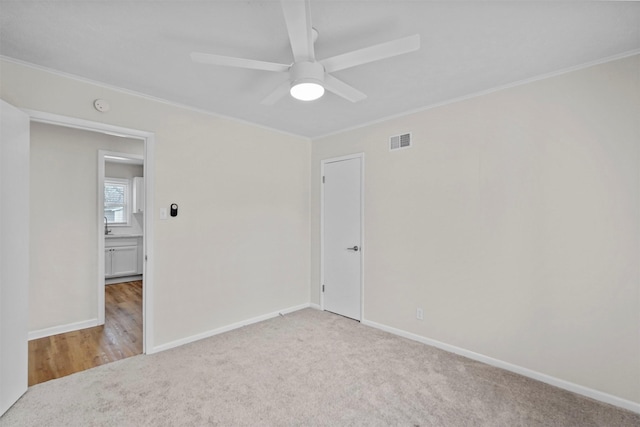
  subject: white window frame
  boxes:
[104,177,131,226]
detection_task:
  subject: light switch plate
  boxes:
[159,208,168,220]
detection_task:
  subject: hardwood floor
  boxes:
[28,280,143,386]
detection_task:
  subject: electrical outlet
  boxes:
[416,308,424,320]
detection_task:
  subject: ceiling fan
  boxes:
[190,0,420,105]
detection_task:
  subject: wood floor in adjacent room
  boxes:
[28,280,143,386]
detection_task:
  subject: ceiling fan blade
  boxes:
[321,34,420,73]
[260,80,292,105]
[191,52,289,73]
[280,0,315,62]
[324,74,367,103]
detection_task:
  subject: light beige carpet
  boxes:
[1,308,638,426]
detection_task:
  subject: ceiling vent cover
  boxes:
[389,132,412,151]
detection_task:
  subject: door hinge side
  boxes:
[322,284,325,292]
[322,176,325,184]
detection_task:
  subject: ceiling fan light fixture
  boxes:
[289,61,325,101]
[191,0,421,107]
[290,80,325,101]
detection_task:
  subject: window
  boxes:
[104,177,130,225]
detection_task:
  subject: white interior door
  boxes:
[322,155,363,320]
[0,100,29,415]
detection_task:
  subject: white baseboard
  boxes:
[361,319,640,414]
[106,274,142,285]
[309,303,321,310]
[149,303,311,354]
[28,318,100,341]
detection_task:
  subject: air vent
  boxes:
[389,132,412,151]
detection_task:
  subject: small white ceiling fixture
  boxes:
[93,99,110,112]
[191,0,420,105]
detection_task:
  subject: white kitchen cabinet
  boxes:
[132,176,144,213]
[105,238,139,278]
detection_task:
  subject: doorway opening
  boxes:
[25,111,155,384]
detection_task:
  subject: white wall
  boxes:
[1,58,311,348]
[105,162,143,180]
[311,54,640,404]
[29,122,143,331]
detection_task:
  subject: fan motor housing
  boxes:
[290,61,325,86]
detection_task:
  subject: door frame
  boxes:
[24,109,155,353]
[320,152,365,320]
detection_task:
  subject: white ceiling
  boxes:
[2,1,639,138]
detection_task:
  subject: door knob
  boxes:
[347,246,359,251]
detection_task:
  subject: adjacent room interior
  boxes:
[27,123,146,385]
[0,0,639,424]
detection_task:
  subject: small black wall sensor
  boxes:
[170,203,178,217]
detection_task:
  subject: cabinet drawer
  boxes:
[105,238,137,248]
